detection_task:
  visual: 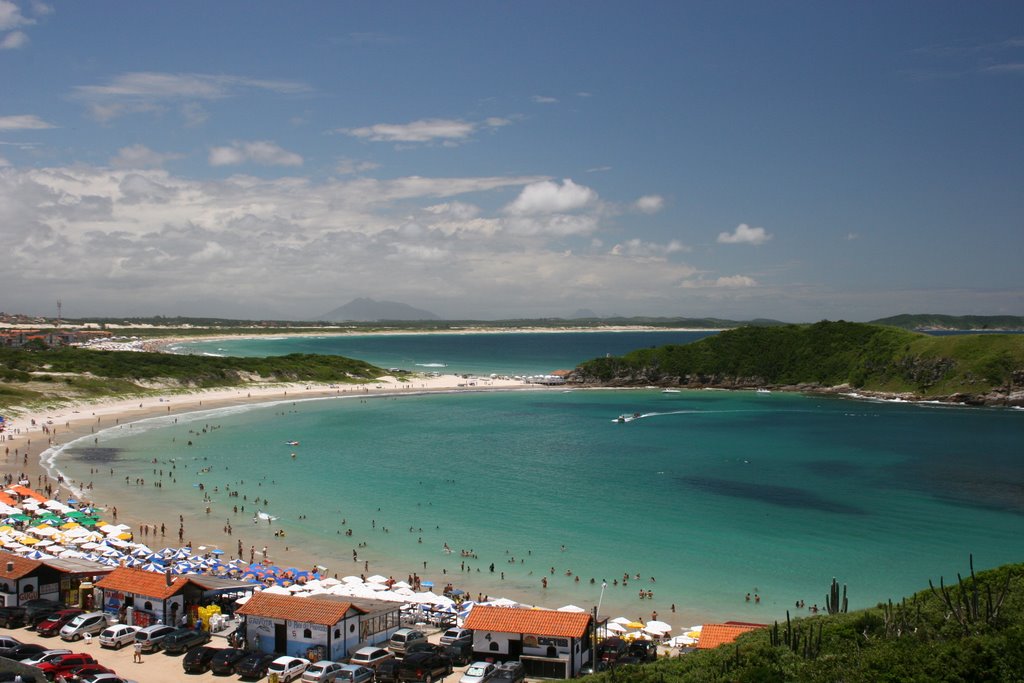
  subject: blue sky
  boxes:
[1,1,1022,321]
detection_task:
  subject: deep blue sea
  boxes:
[52,332,1024,629]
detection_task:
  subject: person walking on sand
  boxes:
[133,640,143,663]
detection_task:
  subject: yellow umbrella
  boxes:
[626,621,645,629]
[18,535,39,545]
[60,521,80,530]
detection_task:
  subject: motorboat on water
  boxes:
[662,389,681,393]
[613,412,642,423]
[285,440,300,445]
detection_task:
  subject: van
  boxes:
[134,623,177,652]
[388,628,427,657]
[58,611,110,641]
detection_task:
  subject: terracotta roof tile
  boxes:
[0,551,43,580]
[95,566,194,600]
[695,623,762,649]
[236,592,363,627]
[463,605,591,639]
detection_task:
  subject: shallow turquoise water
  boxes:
[53,385,1024,628]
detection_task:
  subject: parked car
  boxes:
[443,641,473,667]
[397,651,452,683]
[348,646,394,671]
[301,660,344,682]
[182,645,220,674]
[161,627,212,655]
[209,647,248,675]
[234,651,277,680]
[2,642,55,661]
[36,608,86,637]
[134,624,177,653]
[0,635,22,652]
[405,642,445,657]
[491,662,524,683]
[578,661,609,676]
[597,637,628,662]
[22,598,67,621]
[21,648,73,666]
[627,638,657,662]
[77,674,139,683]
[388,628,428,656]
[374,657,402,683]
[59,611,111,641]
[439,628,473,646]
[0,606,27,628]
[98,623,141,649]
[267,655,311,682]
[459,661,496,683]
[60,663,116,682]
[35,652,99,680]
[334,664,374,683]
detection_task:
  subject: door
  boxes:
[275,622,287,653]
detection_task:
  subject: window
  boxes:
[144,601,153,611]
[303,628,312,639]
[334,628,340,638]
[489,642,499,652]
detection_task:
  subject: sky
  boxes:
[1,1,1022,322]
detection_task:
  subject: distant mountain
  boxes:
[871,314,1024,331]
[319,298,439,322]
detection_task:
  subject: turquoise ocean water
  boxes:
[50,332,1024,629]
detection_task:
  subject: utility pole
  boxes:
[56,299,62,328]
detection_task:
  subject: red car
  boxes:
[35,609,85,637]
[35,652,98,680]
[60,663,116,682]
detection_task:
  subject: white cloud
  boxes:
[341,117,511,145]
[335,158,380,175]
[0,156,9,167]
[680,275,758,288]
[423,201,480,220]
[504,178,597,215]
[110,144,183,169]
[29,0,52,16]
[0,114,55,130]
[610,239,688,257]
[0,29,27,48]
[633,195,665,214]
[0,0,31,30]
[72,72,311,122]
[717,223,771,245]
[531,95,558,104]
[180,102,209,127]
[209,141,303,167]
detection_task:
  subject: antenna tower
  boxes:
[57,299,62,328]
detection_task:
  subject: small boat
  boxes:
[613,412,642,423]
[285,440,300,446]
[756,389,771,394]
[662,389,681,394]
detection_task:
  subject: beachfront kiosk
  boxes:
[462,605,593,679]
[0,551,112,608]
[237,592,401,661]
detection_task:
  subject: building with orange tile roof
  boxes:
[236,592,401,662]
[462,605,593,679]
[695,622,765,649]
[0,550,113,609]
[95,566,207,628]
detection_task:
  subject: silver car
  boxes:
[99,623,141,649]
[301,660,343,682]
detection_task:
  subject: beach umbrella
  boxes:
[605,622,627,633]
[644,620,672,636]
[366,574,388,584]
[611,617,634,625]
[557,604,586,613]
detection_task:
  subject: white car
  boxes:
[301,660,343,682]
[99,623,141,649]
[268,655,311,682]
[21,648,72,666]
[460,661,497,683]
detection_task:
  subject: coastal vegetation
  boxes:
[870,313,1024,331]
[589,558,1023,682]
[571,321,1024,403]
[0,347,384,412]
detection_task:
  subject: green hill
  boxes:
[571,321,1024,404]
[870,314,1024,331]
[589,558,1023,682]
[0,347,385,412]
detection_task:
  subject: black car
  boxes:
[492,661,525,683]
[0,606,27,628]
[598,636,628,663]
[21,598,66,623]
[210,647,248,675]
[443,641,473,666]
[374,657,402,683]
[161,627,213,655]
[404,641,446,656]
[397,651,452,682]
[579,661,609,676]
[2,642,51,661]
[183,645,220,673]
[234,651,277,680]
[627,638,657,662]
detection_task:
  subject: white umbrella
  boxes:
[646,620,672,632]
[611,616,634,625]
[604,622,627,633]
[557,604,586,613]
[366,574,388,583]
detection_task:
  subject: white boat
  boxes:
[756,388,771,394]
[662,389,681,393]
[612,412,642,423]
